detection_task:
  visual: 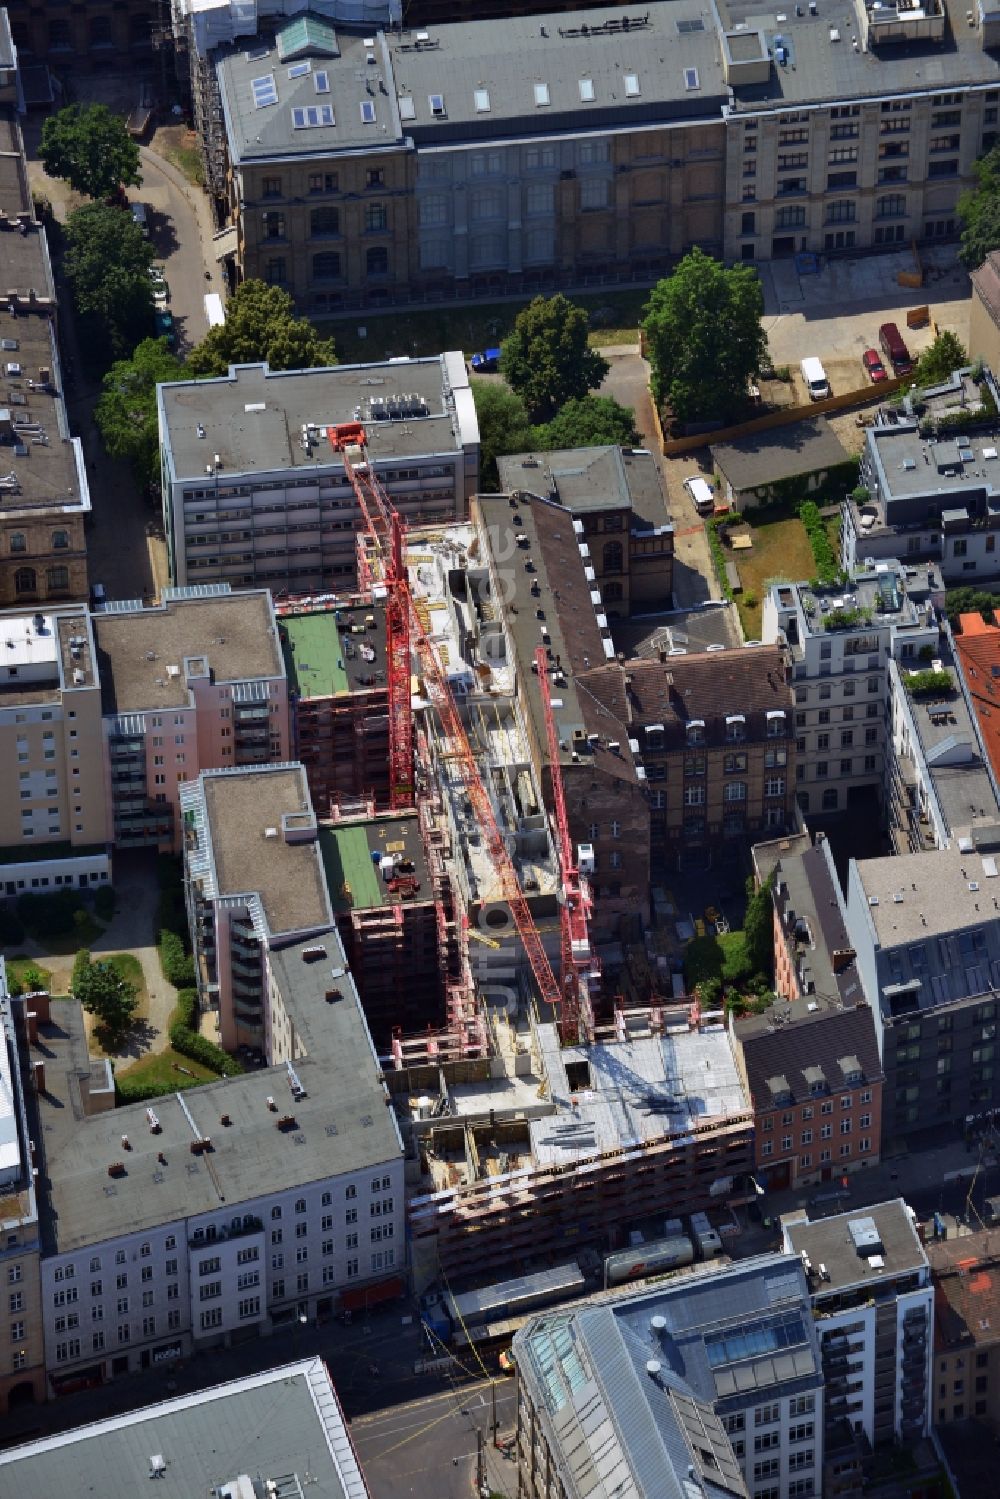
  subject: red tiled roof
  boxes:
[953,612,1000,786]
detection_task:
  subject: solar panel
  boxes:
[252,73,277,108]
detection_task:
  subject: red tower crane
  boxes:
[327,423,413,811]
[534,646,596,1046]
[327,424,566,1028]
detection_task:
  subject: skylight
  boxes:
[578,78,595,102]
[398,95,416,120]
[291,104,335,129]
[429,93,446,116]
[624,72,641,97]
[252,73,278,109]
[474,88,491,113]
[314,71,330,93]
[534,82,551,107]
[360,100,376,123]
[288,61,311,79]
[684,67,700,90]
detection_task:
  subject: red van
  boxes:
[878,322,913,376]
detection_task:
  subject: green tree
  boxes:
[743,875,774,979]
[945,586,1000,625]
[471,380,534,491]
[499,295,609,423]
[72,954,139,1041]
[64,202,154,362]
[39,104,141,202]
[959,143,1000,270]
[187,280,336,376]
[534,395,640,451]
[642,250,767,424]
[95,337,187,492]
[913,329,969,387]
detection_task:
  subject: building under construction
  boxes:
[279,598,391,815]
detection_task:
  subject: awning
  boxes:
[212,225,238,261]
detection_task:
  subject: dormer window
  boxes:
[725,714,746,743]
[767,709,786,738]
[686,719,705,746]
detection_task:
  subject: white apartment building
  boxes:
[158,354,478,594]
[27,919,403,1393]
[763,563,938,821]
[783,1199,933,1494]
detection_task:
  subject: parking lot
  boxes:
[759,242,971,402]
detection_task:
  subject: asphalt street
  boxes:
[351,1376,519,1499]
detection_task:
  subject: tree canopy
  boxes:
[743,875,774,979]
[64,202,154,362]
[945,586,1000,625]
[72,952,139,1042]
[186,280,336,376]
[499,294,609,423]
[95,337,187,493]
[39,104,141,202]
[642,250,767,425]
[959,144,1000,271]
[472,380,535,491]
[535,394,639,451]
[913,329,969,387]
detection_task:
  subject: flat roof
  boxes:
[0,1359,370,1499]
[784,1198,927,1294]
[611,603,743,658]
[202,766,332,936]
[532,1020,749,1166]
[280,602,387,698]
[853,843,1000,946]
[319,813,429,913]
[34,966,398,1254]
[0,604,97,706]
[159,357,468,483]
[94,589,283,713]
[712,418,850,493]
[868,419,1000,504]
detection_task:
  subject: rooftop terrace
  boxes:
[318,813,430,913]
[280,601,387,699]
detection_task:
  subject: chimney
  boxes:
[26,1012,38,1045]
[32,1060,45,1094]
[29,992,50,1024]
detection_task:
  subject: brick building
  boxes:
[927,1228,1000,1428]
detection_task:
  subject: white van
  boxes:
[683,475,716,515]
[800,356,830,400]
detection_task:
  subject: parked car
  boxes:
[800,356,830,401]
[470,347,501,373]
[153,282,170,309]
[683,475,716,515]
[879,321,913,376]
[130,202,149,237]
[154,309,176,349]
[149,265,166,287]
[862,348,887,383]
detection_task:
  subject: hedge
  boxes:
[169,988,243,1077]
[706,516,734,602]
[159,928,196,988]
[905,668,953,697]
[799,501,838,585]
[116,1073,183,1105]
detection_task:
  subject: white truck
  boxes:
[800,356,830,401]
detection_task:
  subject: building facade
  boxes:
[95,586,290,851]
[927,1228,1000,1428]
[0,604,110,892]
[783,1199,933,1497]
[844,844,1000,1148]
[203,2,1000,311]
[0,958,44,1417]
[158,355,478,593]
[763,564,938,822]
[3,0,151,68]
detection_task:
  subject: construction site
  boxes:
[241,422,753,1287]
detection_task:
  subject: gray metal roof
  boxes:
[0,1358,370,1499]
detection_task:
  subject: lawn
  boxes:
[117,1047,216,1091]
[318,287,649,366]
[733,513,838,639]
[5,956,53,993]
[152,125,206,190]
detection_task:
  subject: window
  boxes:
[238,1297,261,1320]
[201,1308,223,1330]
[602,541,623,574]
[364,203,387,232]
[14,568,36,595]
[313,251,341,281]
[262,211,285,240]
[366,246,389,276]
[264,257,286,285]
[310,206,339,237]
[262,177,282,198]
[580,177,609,210]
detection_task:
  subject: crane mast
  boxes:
[326,424,565,1025]
[534,646,596,1045]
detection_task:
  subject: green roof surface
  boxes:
[320,824,383,913]
[281,611,348,698]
